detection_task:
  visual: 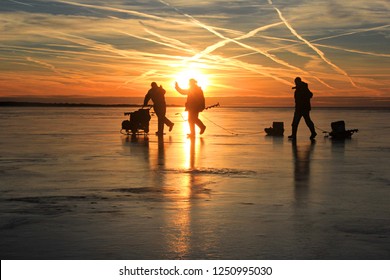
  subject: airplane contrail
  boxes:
[26,56,61,74]
[313,24,390,43]
[313,43,390,58]
[190,21,334,89]
[267,24,390,54]
[54,0,188,25]
[8,0,33,7]
[158,0,303,84]
[45,1,323,88]
[140,22,194,50]
[189,21,284,61]
[267,0,358,88]
[54,0,243,36]
[118,70,158,89]
[232,23,390,60]
[118,30,194,54]
[158,0,337,88]
[50,32,191,63]
[141,26,293,86]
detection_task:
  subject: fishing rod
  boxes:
[174,102,220,120]
[204,102,220,110]
[175,102,264,136]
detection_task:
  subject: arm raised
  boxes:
[175,82,189,95]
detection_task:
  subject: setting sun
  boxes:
[174,66,209,91]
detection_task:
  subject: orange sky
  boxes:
[1,0,389,106]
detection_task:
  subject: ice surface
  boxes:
[0,107,389,259]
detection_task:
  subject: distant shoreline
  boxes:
[1,101,389,110]
[0,101,178,108]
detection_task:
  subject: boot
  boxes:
[288,126,297,139]
[309,124,317,140]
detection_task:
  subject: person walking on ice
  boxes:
[288,77,317,140]
[175,78,206,137]
[143,82,174,136]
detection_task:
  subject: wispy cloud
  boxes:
[26,56,61,74]
[7,0,34,7]
[267,0,358,88]
[1,0,389,101]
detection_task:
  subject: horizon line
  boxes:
[1,101,389,109]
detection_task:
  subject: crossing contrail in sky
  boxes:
[267,0,358,88]
[1,0,389,102]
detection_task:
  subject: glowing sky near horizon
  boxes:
[1,0,389,102]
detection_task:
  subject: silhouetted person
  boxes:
[143,82,174,136]
[288,77,317,140]
[175,79,206,137]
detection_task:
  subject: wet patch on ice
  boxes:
[167,167,257,177]
[0,217,35,230]
[366,171,390,187]
[110,184,214,198]
[239,202,255,205]
[0,156,52,164]
[110,187,163,194]
[6,195,106,204]
[109,187,174,203]
[3,195,108,217]
[335,219,390,238]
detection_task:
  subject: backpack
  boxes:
[186,86,205,112]
[196,88,205,112]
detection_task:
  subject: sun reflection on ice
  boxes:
[163,137,208,258]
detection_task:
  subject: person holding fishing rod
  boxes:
[175,78,206,137]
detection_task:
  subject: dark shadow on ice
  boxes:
[292,141,315,205]
[121,134,151,172]
[331,137,346,157]
[271,134,284,145]
[328,137,357,172]
[328,136,355,160]
[157,135,165,167]
[122,133,149,144]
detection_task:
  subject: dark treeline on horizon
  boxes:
[1,101,390,110]
[0,101,182,108]
[1,95,389,108]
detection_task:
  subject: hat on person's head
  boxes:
[294,77,302,83]
[189,78,197,85]
[151,82,158,87]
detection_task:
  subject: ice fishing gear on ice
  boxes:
[328,120,359,139]
[325,120,359,139]
[121,106,152,135]
[264,122,284,136]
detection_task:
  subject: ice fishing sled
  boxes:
[327,120,358,139]
[264,122,284,136]
[121,107,151,135]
